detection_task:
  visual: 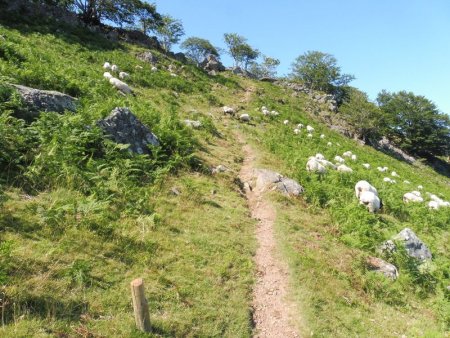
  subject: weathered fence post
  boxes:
[130,278,151,332]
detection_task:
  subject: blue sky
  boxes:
[153,1,450,115]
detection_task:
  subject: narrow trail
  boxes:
[237,135,299,338]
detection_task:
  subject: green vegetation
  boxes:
[180,37,220,65]
[223,33,260,70]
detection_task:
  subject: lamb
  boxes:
[283,120,289,125]
[343,151,353,157]
[355,180,378,198]
[337,164,353,173]
[262,109,270,116]
[103,71,113,80]
[362,163,371,169]
[315,153,325,160]
[294,128,300,135]
[391,171,399,177]
[351,154,357,161]
[239,113,250,122]
[297,123,304,128]
[327,142,332,147]
[306,157,326,173]
[119,72,129,79]
[306,125,314,132]
[403,192,424,203]
[270,110,279,116]
[334,155,345,163]
[359,191,381,213]
[109,77,133,95]
[103,62,111,69]
[111,64,119,72]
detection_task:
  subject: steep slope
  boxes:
[0,13,449,338]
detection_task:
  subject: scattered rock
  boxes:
[11,84,77,120]
[239,113,251,122]
[222,106,235,115]
[252,169,304,197]
[375,137,416,164]
[183,119,202,128]
[170,187,181,196]
[366,256,399,280]
[259,77,277,83]
[381,228,432,261]
[136,51,157,64]
[230,66,257,79]
[276,178,304,196]
[200,55,225,73]
[97,107,159,154]
[212,165,227,174]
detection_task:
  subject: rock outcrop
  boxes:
[374,137,416,164]
[366,256,399,280]
[12,84,77,120]
[381,228,432,261]
[252,169,304,196]
[136,51,158,64]
[200,55,225,74]
[97,107,159,154]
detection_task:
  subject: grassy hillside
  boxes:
[0,12,449,338]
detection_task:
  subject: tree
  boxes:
[150,15,184,52]
[290,51,354,93]
[134,2,162,35]
[377,90,450,157]
[180,37,219,64]
[223,33,259,69]
[249,55,280,78]
[338,87,384,141]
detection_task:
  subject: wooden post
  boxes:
[130,278,151,332]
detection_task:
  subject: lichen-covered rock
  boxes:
[12,84,76,119]
[136,51,157,64]
[252,169,304,196]
[276,178,304,196]
[366,256,399,280]
[381,228,432,261]
[97,107,159,154]
[200,55,225,73]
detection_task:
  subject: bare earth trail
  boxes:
[237,134,300,338]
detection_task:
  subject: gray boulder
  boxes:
[381,228,432,261]
[12,84,77,119]
[276,178,304,196]
[136,51,157,64]
[252,169,304,196]
[376,137,416,164]
[97,107,159,154]
[200,55,225,73]
[366,256,398,280]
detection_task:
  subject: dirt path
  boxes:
[238,137,299,338]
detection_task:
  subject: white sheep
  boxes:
[261,106,267,111]
[283,120,289,125]
[315,153,325,160]
[239,113,250,122]
[327,142,332,147]
[351,154,357,161]
[306,157,326,173]
[320,134,325,139]
[318,159,336,169]
[334,155,345,163]
[111,64,119,72]
[362,163,371,169]
[297,123,304,129]
[103,71,113,80]
[306,125,314,132]
[411,191,421,197]
[270,110,279,116]
[355,180,378,198]
[403,180,411,184]
[170,73,177,77]
[151,66,158,72]
[109,77,133,95]
[391,171,399,177]
[359,191,381,213]
[119,71,129,79]
[223,106,235,114]
[337,164,353,173]
[103,62,111,69]
[428,200,440,210]
[294,128,300,135]
[343,151,353,157]
[383,177,395,184]
[307,133,313,138]
[417,185,423,190]
[403,192,424,203]
[377,166,389,172]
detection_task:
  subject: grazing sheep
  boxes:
[428,200,440,210]
[239,113,250,122]
[109,77,133,95]
[359,191,381,213]
[337,164,353,173]
[119,71,129,79]
[151,66,157,72]
[362,163,371,169]
[417,185,423,190]
[383,177,396,184]
[327,142,332,146]
[377,166,389,172]
[315,153,325,160]
[403,180,411,184]
[307,133,313,138]
[111,64,119,72]
[261,106,267,111]
[403,192,424,203]
[320,134,325,139]
[306,157,326,173]
[351,154,357,161]
[170,73,177,77]
[283,120,289,125]
[223,106,235,115]
[294,128,300,135]
[262,109,270,116]
[343,151,353,157]
[355,180,378,198]
[306,125,314,132]
[411,191,421,197]
[318,159,336,169]
[103,71,113,80]
[391,171,399,177]
[425,193,449,207]
[103,62,111,69]
[297,123,304,128]
[334,155,345,163]
[270,110,279,116]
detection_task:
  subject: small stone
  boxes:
[170,187,181,196]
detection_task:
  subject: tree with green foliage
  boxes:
[249,55,280,78]
[150,15,184,52]
[223,33,259,69]
[134,1,162,34]
[377,90,450,157]
[339,87,384,141]
[290,51,354,93]
[180,37,219,65]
